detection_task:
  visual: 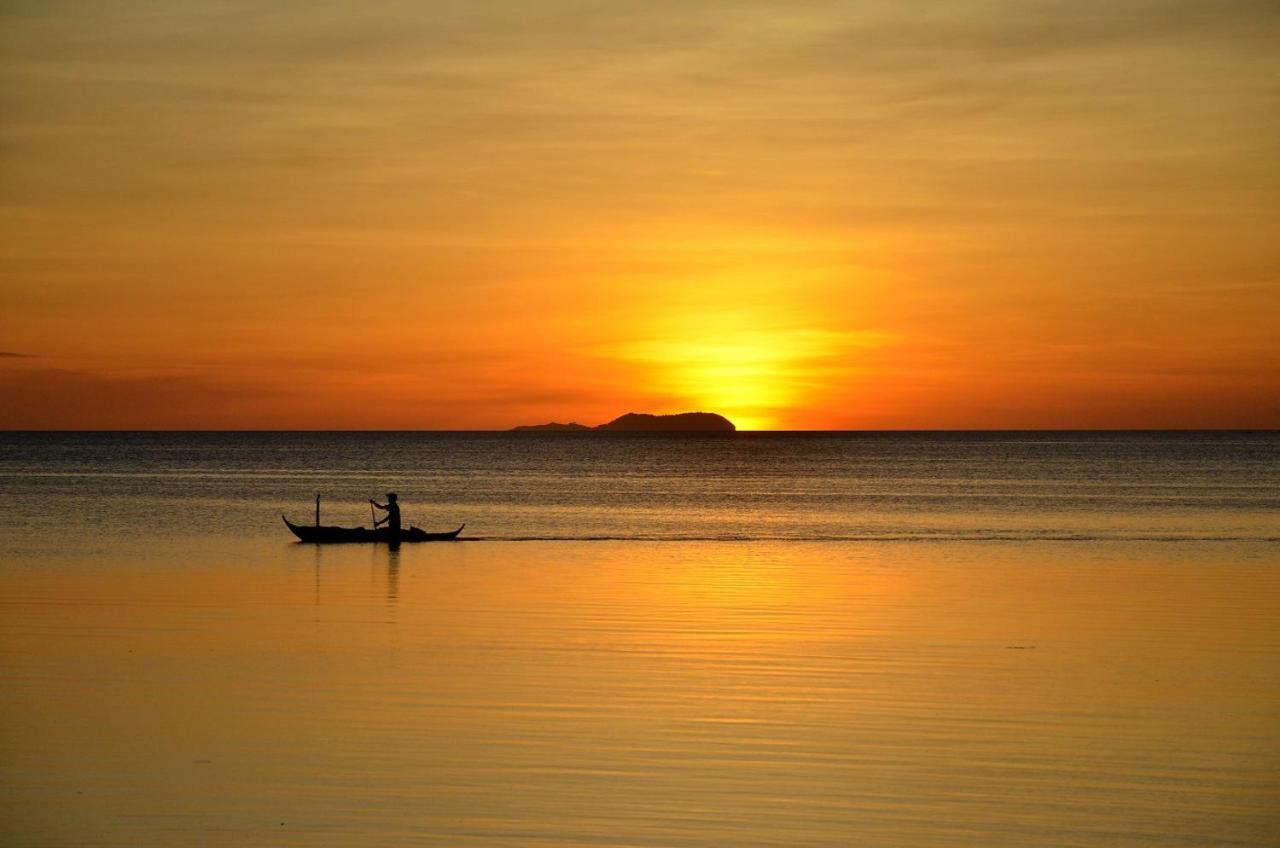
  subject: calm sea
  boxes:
[1,431,1277,548]
[2,431,1278,847]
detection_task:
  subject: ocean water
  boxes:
[1,432,1278,846]
[1,431,1277,548]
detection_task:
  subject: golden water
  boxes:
[2,540,1276,846]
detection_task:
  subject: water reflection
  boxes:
[3,540,1277,847]
[312,543,322,606]
[385,544,400,604]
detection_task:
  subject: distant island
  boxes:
[511,421,594,432]
[511,412,736,432]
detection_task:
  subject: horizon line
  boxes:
[2,427,1276,434]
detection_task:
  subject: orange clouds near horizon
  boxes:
[2,2,1278,429]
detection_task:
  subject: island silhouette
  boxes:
[512,412,736,432]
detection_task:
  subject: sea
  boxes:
[1,431,1277,846]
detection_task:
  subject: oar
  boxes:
[371,501,376,530]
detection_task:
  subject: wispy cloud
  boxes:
[0,366,281,429]
[1,1,1276,427]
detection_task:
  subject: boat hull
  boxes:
[283,517,464,543]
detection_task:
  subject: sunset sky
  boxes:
[2,1,1277,429]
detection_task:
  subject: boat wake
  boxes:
[458,534,1280,543]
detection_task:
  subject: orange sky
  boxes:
[2,1,1277,429]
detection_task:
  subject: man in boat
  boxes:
[370,492,401,542]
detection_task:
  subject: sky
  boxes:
[2,0,1277,429]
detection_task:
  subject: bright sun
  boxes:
[611,318,876,430]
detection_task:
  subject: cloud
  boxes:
[1,1,1276,429]
[0,360,649,430]
[0,367,285,429]
[0,351,36,357]
[4,0,1275,236]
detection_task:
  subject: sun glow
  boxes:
[3,2,1275,430]
[610,317,887,430]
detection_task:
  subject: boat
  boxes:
[284,494,464,543]
[283,516,465,543]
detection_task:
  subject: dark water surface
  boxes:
[1,432,1277,846]
[1,431,1277,548]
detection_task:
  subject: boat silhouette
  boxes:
[284,495,464,543]
[283,516,465,543]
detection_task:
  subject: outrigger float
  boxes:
[284,495,464,543]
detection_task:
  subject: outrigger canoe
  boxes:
[283,517,465,544]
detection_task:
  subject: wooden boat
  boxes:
[283,516,464,543]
